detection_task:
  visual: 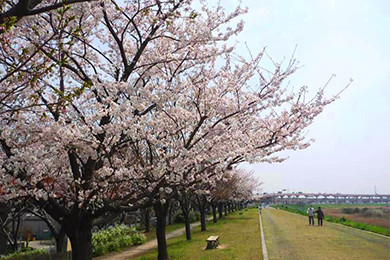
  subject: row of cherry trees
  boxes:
[0,1,343,259]
[0,167,255,256]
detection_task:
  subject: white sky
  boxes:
[233,0,390,194]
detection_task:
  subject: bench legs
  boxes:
[206,240,219,249]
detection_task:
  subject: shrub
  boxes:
[131,232,147,245]
[92,224,146,257]
[0,249,48,260]
[173,210,200,224]
[353,207,360,214]
[365,208,384,218]
[341,208,354,214]
[339,216,347,222]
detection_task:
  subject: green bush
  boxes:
[341,207,354,214]
[173,210,200,224]
[131,232,146,245]
[0,249,47,260]
[339,216,347,222]
[363,208,384,218]
[353,207,360,214]
[92,224,146,257]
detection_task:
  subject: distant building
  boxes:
[20,213,53,240]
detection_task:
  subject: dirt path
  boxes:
[262,209,390,260]
[94,220,206,260]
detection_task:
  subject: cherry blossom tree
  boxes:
[0,200,26,252]
[0,0,96,30]
[173,190,194,240]
[0,0,348,259]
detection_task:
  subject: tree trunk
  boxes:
[178,194,192,241]
[168,202,174,226]
[154,202,169,260]
[144,208,150,233]
[194,195,207,232]
[224,203,228,216]
[218,202,223,218]
[0,234,6,255]
[55,230,67,253]
[183,213,191,241]
[67,225,93,260]
[200,208,206,231]
[212,203,217,223]
[0,205,7,255]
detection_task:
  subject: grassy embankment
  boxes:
[262,208,390,260]
[273,204,390,236]
[135,208,262,260]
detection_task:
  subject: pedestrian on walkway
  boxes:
[306,205,315,226]
[315,206,324,226]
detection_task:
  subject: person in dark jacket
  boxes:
[314,207,324,226]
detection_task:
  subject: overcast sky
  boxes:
[232,0,390,194]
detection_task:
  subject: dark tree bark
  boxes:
[168,201,174,226]
[194,194,208,232]
[154,201,169,260]
[0,0,94,27]
[0,204,7,255]
[183,212,191,241]
[144,208,150,233]
[176,192,193,240]
[55,229,67,253]
[218,202,224,219]
[224,203,228,216]
[211,202,217,223]
[199,208,206,231]
[0,234,6,255]
[66,222,93,260]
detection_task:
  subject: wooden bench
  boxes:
[206,235,219,249]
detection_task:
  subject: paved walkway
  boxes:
[262,209,390,260]
[94,220,209,260]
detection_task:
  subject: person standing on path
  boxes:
[306,205,315,226]
[315,206,324,226]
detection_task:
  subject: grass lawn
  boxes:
[134,208,262,260]
[262,208,390,260]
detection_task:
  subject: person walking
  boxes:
[315,206,325,226]
[306,205,315,226]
